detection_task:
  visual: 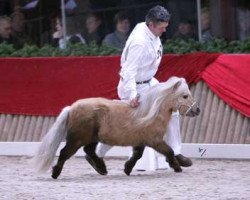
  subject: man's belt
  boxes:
[136,79,151,84]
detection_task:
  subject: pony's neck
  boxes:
[134,94,177,130]
[154,96,176,125]
[128,83,180,130]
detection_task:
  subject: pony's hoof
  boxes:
[124,161,135,176]
[124,168,132,176]
[51,166,61,179]
[169,161,182,173]
[174,167,182,173]
[51,174,58,179]
[85,155,108,175]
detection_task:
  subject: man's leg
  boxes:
[164,112,192,167]
[96,143,113,158]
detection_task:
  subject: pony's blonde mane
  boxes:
[130,76,189,126]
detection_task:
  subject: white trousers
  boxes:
[96,78,182,158]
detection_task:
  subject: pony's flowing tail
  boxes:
[32,106,71,173]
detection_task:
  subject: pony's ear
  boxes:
[172,81,182,93]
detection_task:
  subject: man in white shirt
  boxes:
[86,5,192,175]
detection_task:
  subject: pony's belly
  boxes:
[99,132,142,147]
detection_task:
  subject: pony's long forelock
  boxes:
[130,77,188,126]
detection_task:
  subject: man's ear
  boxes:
[148,21,154,28]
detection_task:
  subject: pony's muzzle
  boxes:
[186,106,200,117]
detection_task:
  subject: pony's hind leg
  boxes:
[151,142,182,173]
[124,146,145,176]
[84,142,108,175]
[52,141,81,179]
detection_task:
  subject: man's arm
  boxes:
[120,42,145,107]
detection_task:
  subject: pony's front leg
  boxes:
[124,146,145,176]
[52,141,81,179]
[151,142,182,173]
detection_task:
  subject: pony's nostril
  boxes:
[197,107,200,114]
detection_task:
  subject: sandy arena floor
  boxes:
[0,156,249,200]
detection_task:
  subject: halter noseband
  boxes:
[177,101,197,115]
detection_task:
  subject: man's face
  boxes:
[0,20,12,39]
[148,21,169,37]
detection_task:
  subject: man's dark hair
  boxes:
[145,5,170,25]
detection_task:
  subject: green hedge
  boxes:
[163,38,250,54]
[0,37,249,57]
[0,43,120,57]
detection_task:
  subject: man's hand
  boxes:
[129,94,140,108]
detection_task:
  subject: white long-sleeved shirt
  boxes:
[118,22,163,100]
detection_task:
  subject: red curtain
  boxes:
[157,52,221,83]
[201,54,250,117]
[0,56,120,116]
[0,53,249,117]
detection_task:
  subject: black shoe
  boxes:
[175,154,193,167]
[85,155,107,175]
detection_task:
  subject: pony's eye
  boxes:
[183,95,188,99]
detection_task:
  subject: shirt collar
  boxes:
[142,22,158,41]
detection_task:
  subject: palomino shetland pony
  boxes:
[33,76,200,179]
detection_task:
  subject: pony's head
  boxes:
[131,77,199,127]
[169,77,200,117]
